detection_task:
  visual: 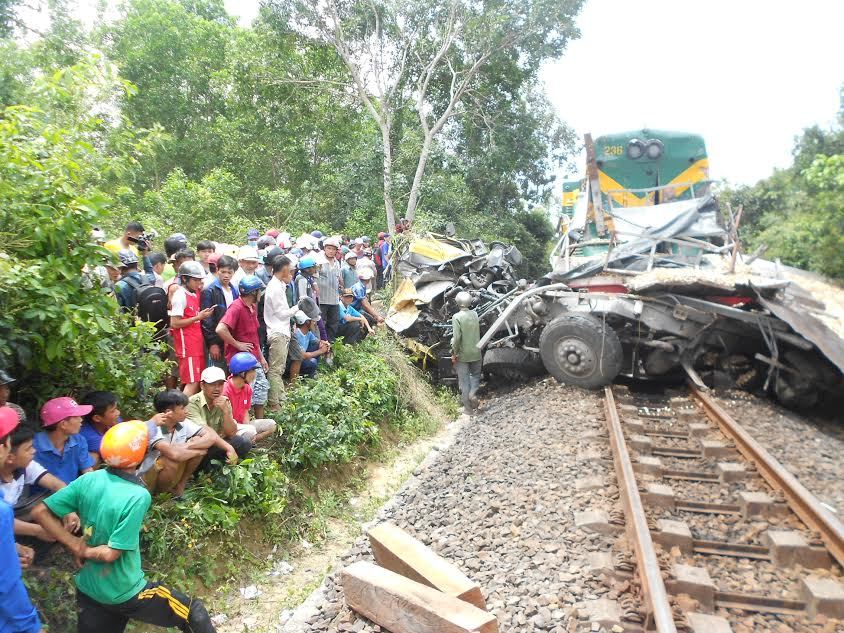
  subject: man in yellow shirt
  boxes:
[104,221,147,257]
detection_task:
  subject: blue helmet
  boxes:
[298,257,316,270]
[238,274,265,295]
[310,230,324,239]
[229,352,259,375]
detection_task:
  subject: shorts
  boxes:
[250,366,269,405]
[287,335,305,362]
[235,419,276,440]
[141,457,188,493]
[177,355,205,385]
[0,579,42,633]
[161,332,179,379]
[76,583,214,633]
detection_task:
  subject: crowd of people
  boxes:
[0,222,397,633]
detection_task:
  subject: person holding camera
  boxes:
[105,221,157,278]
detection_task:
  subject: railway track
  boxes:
[602,380,844,633]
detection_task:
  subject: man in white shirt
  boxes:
[264,255,301,410]
[231,245,262,288]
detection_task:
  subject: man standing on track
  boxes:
[451,291,482,415]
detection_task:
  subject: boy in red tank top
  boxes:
[169,262,215,395]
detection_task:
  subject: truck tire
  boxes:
[483,347,545,383]
[774,351,819,409]
[539,314,623,389]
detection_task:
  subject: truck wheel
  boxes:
[539,314,623,389]
[774,351,819,409]
[483,347,545,383]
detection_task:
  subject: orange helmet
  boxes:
[100,420,148,468]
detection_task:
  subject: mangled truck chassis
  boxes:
[388,231,844,410]
[476,281,841,409]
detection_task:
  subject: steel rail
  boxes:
[603,387,678,633]
[688,383,844,569]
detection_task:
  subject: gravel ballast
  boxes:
[283,379,620,633]
[712,389,844,513]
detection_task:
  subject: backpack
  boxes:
[123,275,168,336]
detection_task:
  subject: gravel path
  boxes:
[283,379,621,633]
[712,389,844,513]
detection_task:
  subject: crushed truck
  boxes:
[386,130,844,409]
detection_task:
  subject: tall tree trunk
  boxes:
[406,132,433,222]
[380,121,397,234]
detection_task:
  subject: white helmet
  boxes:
[455,291,472,308]
[237,245,261,262]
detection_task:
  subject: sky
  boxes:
[541,0,844,185]
[19,0,844,186]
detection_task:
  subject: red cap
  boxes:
[266,229,280,238]
[40,397,92,428]
[0,406,20,438]
[207,252,222,265]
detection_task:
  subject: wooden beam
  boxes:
[368,522,486,610]
[341,561,499,633]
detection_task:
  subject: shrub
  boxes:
[142,453,290,584]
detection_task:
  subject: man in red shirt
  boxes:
[216,275,270,419]
[169,262,215,395]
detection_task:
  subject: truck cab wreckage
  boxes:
[387,131,844,409]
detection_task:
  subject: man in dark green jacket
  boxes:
[451,291,482,414]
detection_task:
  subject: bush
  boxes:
[142,453,290,584]
[277,338,396,470]
[0,61,168,418]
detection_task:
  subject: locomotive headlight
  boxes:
[627,138,645,159]
[645,139,664,160]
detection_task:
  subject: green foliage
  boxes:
[143,453,290,584]
[277,338,398,470]
[0,60,167,417]
[723,123,844,280]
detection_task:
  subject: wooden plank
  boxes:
[341,561,499,633]
[368,522,486,610]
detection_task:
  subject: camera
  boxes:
[128,229,158,251]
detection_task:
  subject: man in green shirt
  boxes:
[187,366,252,466]
[451,291,482,414]
[32,421,216,633]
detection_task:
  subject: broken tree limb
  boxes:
[341,561,499,633]
[729,203,744,273]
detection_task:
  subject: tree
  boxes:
[723,121,844,280]
[271,0,583,233]
[0,58,167,416]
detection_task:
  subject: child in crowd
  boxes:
[148,252,167,288]
[0,406,45,633]
[201,254,239,373]
[1,422,80,542]
[338,288,372,344]
[222,353,277,442]
[169,261,215,396]
[79,391,121,466]
[32,421,217,633]
[289,312,330,380]
[138,390,237,497]
[33,397,93,489]
[0,369,26,424]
